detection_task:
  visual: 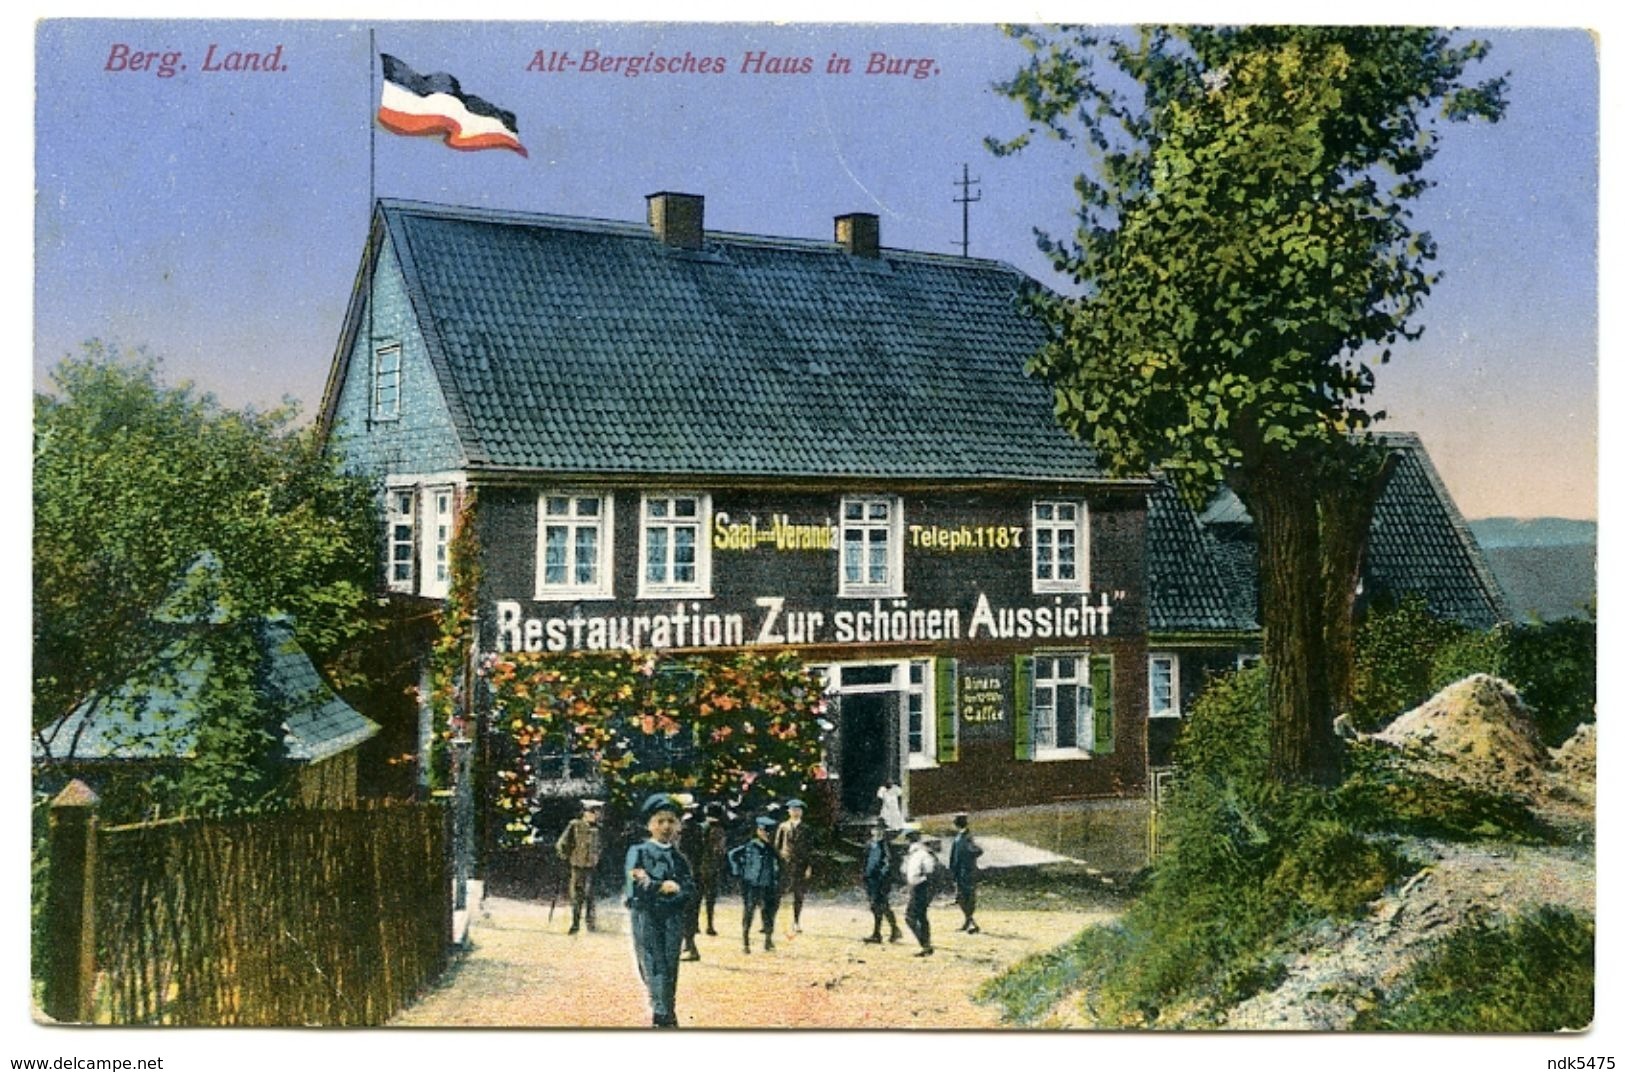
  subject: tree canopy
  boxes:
[991,26,1506,782]
[33,344,378,810]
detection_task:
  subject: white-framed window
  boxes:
[1033,653,1093,758]
[1032,500,1089,593]
[638,492,711,598]
[840,495,903,597]
[373,343,402,422]
[420,486,455,599]
[536,492,614,600]
[1149,653,1182,719]
[387,488,415,592]
[905,659,936,769]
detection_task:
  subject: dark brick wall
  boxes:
[473,483,1147,654]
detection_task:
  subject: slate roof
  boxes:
[1146,480,1259,633]
[34,620,379,765]
[1153,433,1511,634]
[349,199,1121,483]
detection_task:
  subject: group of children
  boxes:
[606,792,986,1028]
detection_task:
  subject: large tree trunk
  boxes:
[1241,461,1340,786]
[1319,450,1398,718]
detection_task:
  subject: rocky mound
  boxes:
[1552,721,1596,780]
[1373,675,1550,797]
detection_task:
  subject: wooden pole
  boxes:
[44,780,100,1022]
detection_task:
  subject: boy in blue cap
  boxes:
[625,793,695,1028]
[728,815,781,953]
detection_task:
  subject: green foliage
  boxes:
[990,27,1506,784]
[425,494,484,790]
[485,649,830,846]
[1504,617,1595,745]
[1349,595,1457,728]
[1355,907,1594,1031]
[990,26,1506,497]
[33,344,377,816]
[1060,667,1405,1024]
[977,926,1120,1024]
[1337,743,1549,843]
[1351,596,1595,746]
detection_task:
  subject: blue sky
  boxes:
[32,21,1598,523]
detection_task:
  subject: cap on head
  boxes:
[582,799,604,812]
[755,815,778,830]
[786,798,806,810]
[639,793,680,821]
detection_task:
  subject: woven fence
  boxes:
[47,798,451,1026]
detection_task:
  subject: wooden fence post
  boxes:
[44,780,100,1023]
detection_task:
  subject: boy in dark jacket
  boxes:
[861,817,903,944]
[728,816,781,953]
[949,812,984,934]
[625,793,696,1028]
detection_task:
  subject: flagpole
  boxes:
[368,28,376,402]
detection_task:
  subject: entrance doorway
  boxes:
[838,692,895,815]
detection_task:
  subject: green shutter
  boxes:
[934,657,958,763]
[1013,655,1034,761]
[1092,653,1115,754]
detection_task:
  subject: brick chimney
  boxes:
[646,192,705,250]
[834,213,880,258]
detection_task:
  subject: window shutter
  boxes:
[1013,655,1034,761]
[934,657,958,763]
[1092,654,1115,754]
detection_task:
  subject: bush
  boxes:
[1355,906,1594,1031]
[1351,597,1595,748]
[1505,617,1595,746]
[1336,743,1550,842]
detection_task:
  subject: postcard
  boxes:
[27,15,1602,1062]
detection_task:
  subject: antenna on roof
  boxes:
[953,163,982,258]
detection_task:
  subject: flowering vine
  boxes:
[425,491,482,791]
[484,648,830,845]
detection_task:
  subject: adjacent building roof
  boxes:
[327,198,1125,484]
[34,619,379,765]
[1146,480,1260,634]
[1153,433,1511,633]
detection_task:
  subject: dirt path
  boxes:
[392,892,1113,1029]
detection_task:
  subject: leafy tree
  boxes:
[33,344,377,812]
[990,27,1506,783]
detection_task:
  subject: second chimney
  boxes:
[647,191,705,250]
[834,213,880,258]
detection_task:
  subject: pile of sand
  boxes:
[1372,674,1550,796]
[1552,721,1596,779]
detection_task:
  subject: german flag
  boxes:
[377,54,526,157]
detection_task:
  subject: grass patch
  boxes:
[1355,907,1594,1031]
[978,926,1122,1025]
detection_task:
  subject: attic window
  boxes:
[373,343,402,422]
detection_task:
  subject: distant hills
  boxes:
[1469,517,1596,549]
[1468,518,1595,622]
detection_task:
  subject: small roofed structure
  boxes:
[34,617,379,810]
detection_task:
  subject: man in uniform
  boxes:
[555,798,604,934]
[861,817,903,944]
[774,797,813,934]
[728,815,781,953]
[949,811,984,934]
